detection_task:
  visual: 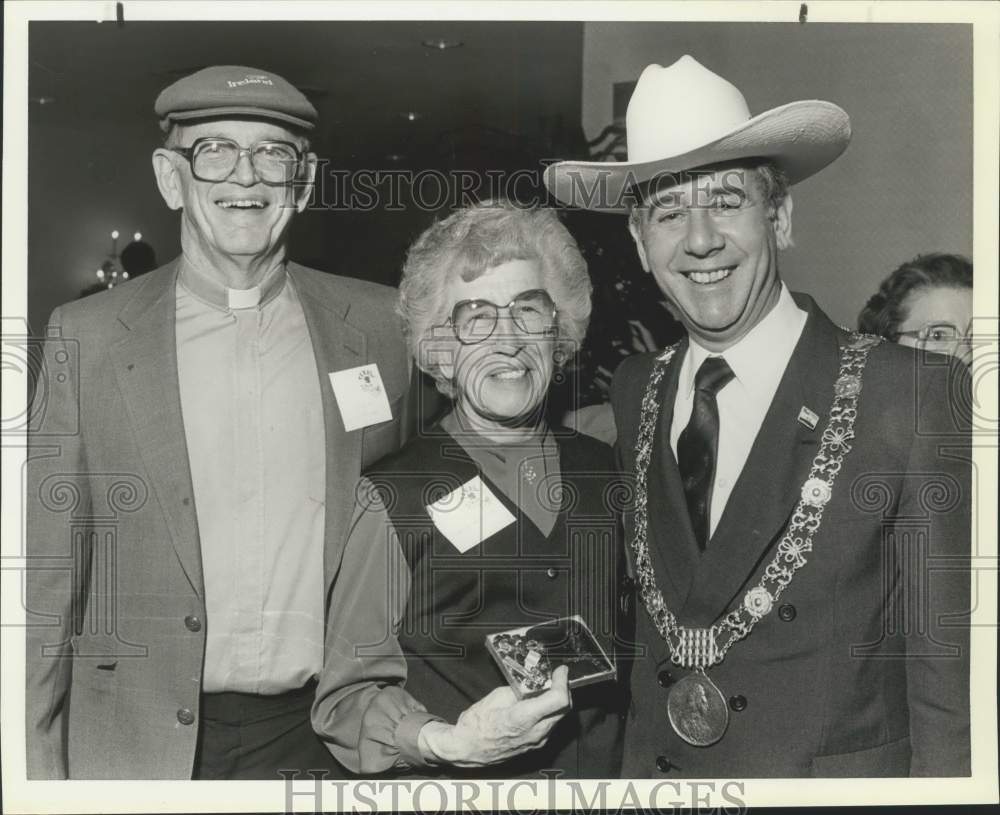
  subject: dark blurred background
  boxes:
[26,20,972,403]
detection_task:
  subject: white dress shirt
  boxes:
[175,259,326,694]
[670,285,808,538]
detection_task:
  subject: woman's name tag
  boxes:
[426,476,515,553]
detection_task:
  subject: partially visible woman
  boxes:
[312,201,631,778]
[858,253,973,364]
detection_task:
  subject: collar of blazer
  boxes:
[109,260,204,595]
[108,258,373,598]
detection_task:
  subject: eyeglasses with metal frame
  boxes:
[895,322,970,343]
[447,288,558,345]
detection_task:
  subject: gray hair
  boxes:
[398,200,592,397]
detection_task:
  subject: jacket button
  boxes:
[176,708,195,726]
[778,603,797,621]
[729,695,748,712]
[184,615,202,632]
[657,670,674,688]
[545,568,558,579]
[655,755,673,773]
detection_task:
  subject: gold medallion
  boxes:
[667,672,729,747]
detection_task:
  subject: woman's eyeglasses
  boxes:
[895,322,970,343]
[447,289,557,345]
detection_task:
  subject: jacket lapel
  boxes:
[680,294,845,624]
[288,265,367,599]
[645,340,703,613]
[110,260,205,596]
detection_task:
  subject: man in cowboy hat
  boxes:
[26,65,415,779]
[546,55,971,777]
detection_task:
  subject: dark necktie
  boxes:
[677,356,735,550]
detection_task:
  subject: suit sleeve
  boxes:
[609,353,643,472]
[898,360,971,776]
[609,355,646,597]
[311,477,444,774]
[25,307,90,779]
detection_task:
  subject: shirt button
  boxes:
[729,695,748,712]
[778,603,797,622]
[657,670,674,688]
[184,615,202,632]
[656,755,673,773]
[545,568,558,579]
[176,708,195,726]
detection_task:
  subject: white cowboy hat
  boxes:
[544,55,851,213]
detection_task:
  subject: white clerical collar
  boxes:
[682,284,807,401]
[178,257,287,312]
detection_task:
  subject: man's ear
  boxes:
[627,214,652,273]
[294,152,319,213]
[773,192,794,250]
[152,149,184,211]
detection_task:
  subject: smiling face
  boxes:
[439,259,557,434]
[152,119,315,273]
[629,166,793,352]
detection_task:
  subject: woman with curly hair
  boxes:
[312,200,631,778]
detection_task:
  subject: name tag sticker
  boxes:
[426,476,516,553]
[328,364,393,432]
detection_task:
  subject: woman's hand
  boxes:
[417,666,571,767]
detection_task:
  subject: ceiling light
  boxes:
[422,38,462,51]
[400,111,422,122]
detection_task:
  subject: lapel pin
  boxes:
[797,406,819,430]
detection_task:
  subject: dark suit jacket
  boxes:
[611,294,971,778]
[25,259,417,779]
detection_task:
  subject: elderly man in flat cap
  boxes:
[546,56,971,777]
[26,66,413,779]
